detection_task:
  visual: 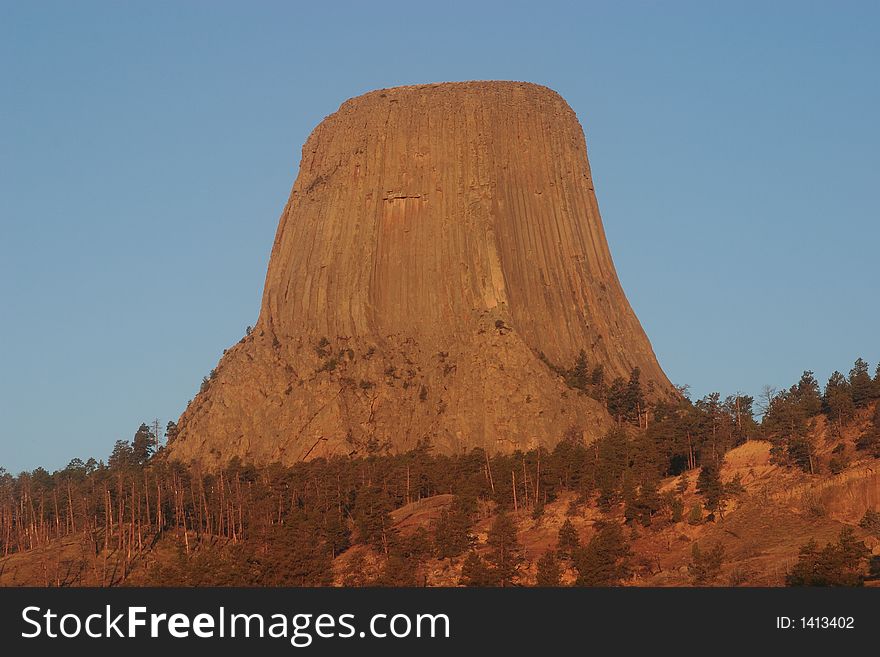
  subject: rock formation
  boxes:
[169,81,673,466]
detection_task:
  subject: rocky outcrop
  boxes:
[169,81,673,466]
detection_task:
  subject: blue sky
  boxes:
[2,1,878,473]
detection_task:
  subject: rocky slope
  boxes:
[169,81,673,466]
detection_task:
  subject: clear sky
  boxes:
[2,1,878,474]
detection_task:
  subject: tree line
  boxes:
[1,356,878,586]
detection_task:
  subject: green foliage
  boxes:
[353,487,396,553]
[459,551,491,586]
[377,527,431,586]
[262,513,334,586]
[594,428,629,510]
[761,372,825,470]
[165,420,179,444]
[688,542,724,585]
[536,550,562,586]
[541,350,607,402]
[485,512,523,587]
[675,473,689,494]
[855,404,880,457]
[633,476,661,527]
[573,522,631,586]
[556,519,580,560]
[824,371,855,427]
[858,509,880,537]
[432,495,476,559]
[131,423,156,465]
[696,461,725,517]
[669,495,685,523]
[849,358,874,408]
[725,472,746,497]
[786,528,869,586]
[314,337,331,358]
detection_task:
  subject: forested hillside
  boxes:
[2,358,878,587]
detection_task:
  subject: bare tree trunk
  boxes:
[485,450,495,494]
[512,471,518,513]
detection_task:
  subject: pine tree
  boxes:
[676,473,689,494]
[573,522,630,586]
[263,513,333,586]
[855,403,880,457]
[624,367,645,425]
[824,371,855,427]
[165,421,179,444]
[486,512,523,587]
[849,358,873,408]
[536,550,562,586]
[606,377,628,424]
[432,495,476,559]
[378,527,431,586]
[459,551,491,586]
[131,423,156,465]
[595,428,628,510]
[354,487,396,553]
[688,542,724,585]
[634,476,661,527]
[696,461,725,518]
[786,528,869,586]
[565,350,590,392]
[794,371,823,416]
[557,519,580,560]
[108,439,134,470]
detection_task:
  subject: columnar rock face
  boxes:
[169,81,674,466]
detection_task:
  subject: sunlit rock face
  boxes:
[169,81,672,467]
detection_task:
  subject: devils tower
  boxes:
[169,81,673,466]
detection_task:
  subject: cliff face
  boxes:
[169,81,673,466]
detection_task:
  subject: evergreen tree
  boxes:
[634,476,661,527]
[108,439,135,470]
[786,435,816,473]
[855,403,880,457]
[676,473,689,494]
[459,551,491,586]
[486,512,523,587]
[594,428,628,510]
[323,510,352,558]
[606,377,629,424]
[573,522,630,586]
[668,494,685,523]
[536,550,562,586]
[263,513,333,586]
[378,527,431,586]
[859,509,880,537]
[165,420,179,444]
[624,367,645,425]
[849,358,874,408]
[688,542,724,585]
[565,350,590,392]
[432,495,476,559]
[354,487,396,553]
[786,528,869,586]
[725,394,759,443]
[621,472,637,524]
[794,371,823,417]
[131,422,156,465]
[824,371,855,427]
[696,461,725,518]
[557,519,580,560]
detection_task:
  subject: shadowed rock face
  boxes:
[169,81,673,466]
